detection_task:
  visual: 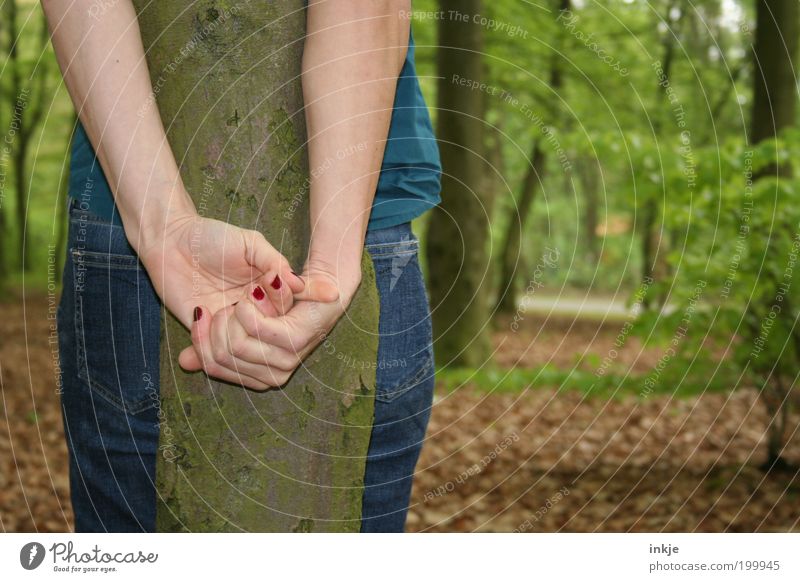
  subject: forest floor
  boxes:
[2,293,799,532]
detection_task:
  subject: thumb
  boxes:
[178,306,210,372]
[292,272,340,303]
[244,230,304,293]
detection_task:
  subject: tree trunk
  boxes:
[751,0,799,150]
[5,0,31,272]
[579,156,600,265]
[492,0,569,316]
[6,3,50,272]
[425,0,490,367]
[133,0,380,532]
[748,0,799,471]
[54,116,77,285]
[641,0,685,309]
[494,142,546,314]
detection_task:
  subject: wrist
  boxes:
[122,184,197,258]
[305,245,363,305]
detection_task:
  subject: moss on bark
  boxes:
[132,0,379,532]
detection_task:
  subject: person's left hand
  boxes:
[137,211,307,328]
[178,265,355,390]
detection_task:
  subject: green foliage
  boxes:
[435,350,738,400]
[642,129,800,388]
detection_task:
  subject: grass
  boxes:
[435,353,742,400]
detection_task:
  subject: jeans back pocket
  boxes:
[368,226,435,403]
[70,211,161,415]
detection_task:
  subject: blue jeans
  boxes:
[57,198,434,532]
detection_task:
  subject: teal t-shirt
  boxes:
[68,31,441,232]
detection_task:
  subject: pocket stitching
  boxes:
[71,249,140,270]
[72,252,156,415]
[375,342,434,403]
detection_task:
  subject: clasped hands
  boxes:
[137,209,359,390]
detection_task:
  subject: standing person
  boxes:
[45,0,441,532]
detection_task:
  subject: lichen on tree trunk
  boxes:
[132,0,379,532]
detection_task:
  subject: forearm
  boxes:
[302,0,410,297]
[42,0,195,253]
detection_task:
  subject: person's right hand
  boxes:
[136,210,315,330]
[177,260,351,391]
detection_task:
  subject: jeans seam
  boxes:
[71,249,141,270]
[375,344,434,403]
[72,252,156,416]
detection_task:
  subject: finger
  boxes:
[178,306,208,371]
[248,284,279,318]
[178,306,276,390]
[259,272,294,316]
[224,313,301,371]
[234,300,317,354]
[292,273,340,303]
[216,318,300,386]
[207,305,281,387]
[244,230,304,293]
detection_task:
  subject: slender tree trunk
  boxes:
[495,142,546,314]
[751,0,799,150]
[0,7,9,286]
[5,0,31,272]
[748,0,799,472]
[54,115,77,285]
[13,124,30,270]
[425,0,490,367]
[579,156,600,264]
[133,0,380,531]
[641,0,685,309]
[6,4,50,272]
[493,0,569,316]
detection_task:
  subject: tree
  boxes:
[493,0,570,315]
[2,1,51,272]
[425,0,491,367]
[747,0,799,472]
[640,0,686,310]
[750,0,798,150]
[132,0,380,531]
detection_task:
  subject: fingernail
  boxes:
[252,286,266,301]
[271,275,282,290]
[193,307,203,321]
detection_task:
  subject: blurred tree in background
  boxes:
[425,0,492,367]
[1,0,70,293]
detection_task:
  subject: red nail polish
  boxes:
[253,286,266,300]
[193,307,203,321]
[271,275,282,290]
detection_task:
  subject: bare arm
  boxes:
[300,0,411,299]
[43,0,325,388]
[42,0,193,248]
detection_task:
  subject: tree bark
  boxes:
[493,0,569,316]
[5,2,51,272]
[751,0,799,149]
[132,0,380,531]
[494,142,546,314]
[748,0,799,471]
[579,156,600,264]
[425,0,491,367]
[639,0,688,309]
